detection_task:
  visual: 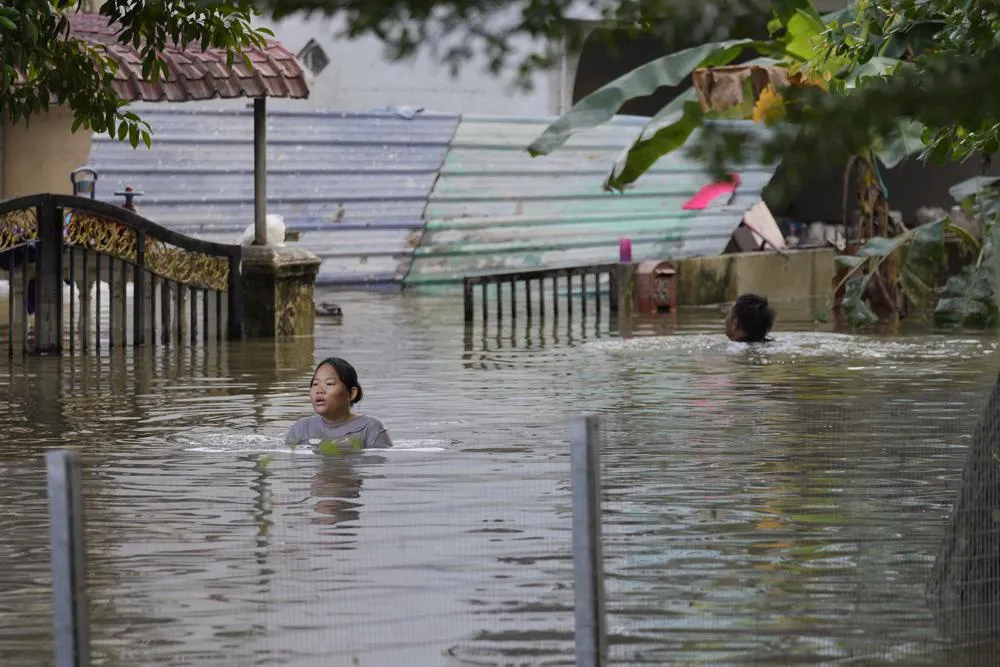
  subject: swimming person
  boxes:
[286,357,393,451]
[725,293,775,343]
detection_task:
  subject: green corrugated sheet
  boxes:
[403,115,779,286]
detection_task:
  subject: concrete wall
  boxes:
[674,247,836,306]
[2,106,92,198]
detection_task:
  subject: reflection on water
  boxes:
[0,291,998,665]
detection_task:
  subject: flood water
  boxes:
[2,291,999,666]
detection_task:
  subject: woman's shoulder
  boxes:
[354,414,387,429]
[289,414,321,431]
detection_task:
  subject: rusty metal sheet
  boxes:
[404,114,779,286]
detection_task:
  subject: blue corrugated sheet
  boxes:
[88,106,459,287]
[403,115,777,286]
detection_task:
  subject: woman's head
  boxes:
[726,293,775,342]
[310,357,363,421]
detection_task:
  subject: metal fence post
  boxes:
[570,414,607,667]
[46,449,90,667]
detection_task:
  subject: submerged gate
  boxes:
[0,194,243,356]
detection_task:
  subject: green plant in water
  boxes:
[256,454,275,470]
[316,436,364,457]
[833,174,1000,328]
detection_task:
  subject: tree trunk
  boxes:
[927,372,1000,639]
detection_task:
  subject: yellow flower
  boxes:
[752,85,785,124]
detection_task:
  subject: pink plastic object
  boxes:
[682,173,742,210]
[619,237,633,263]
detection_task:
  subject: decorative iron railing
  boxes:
[0,194,242,355]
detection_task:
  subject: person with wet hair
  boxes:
[286,356,393,450]
[725,293,775,343]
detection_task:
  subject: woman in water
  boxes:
[725,293,775,343]
[286,357,393,450]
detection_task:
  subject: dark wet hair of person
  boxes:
[732,294,775,343]
[313,356,364,405]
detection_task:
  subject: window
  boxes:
[297,39,330,77]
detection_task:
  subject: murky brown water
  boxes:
[1,291,999,666]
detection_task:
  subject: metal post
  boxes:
[463,278,474,323]
[253,97,268,245]
[34,199,65,355]
[570,414,606,667]
[46,449,91,667]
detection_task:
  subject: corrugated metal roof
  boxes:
[64,14,309,102]
[88,106,459,286]
[404,115,777,286]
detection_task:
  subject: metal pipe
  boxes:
[46,449,91,667]
[570,414,607,667]
[254,97,267,245]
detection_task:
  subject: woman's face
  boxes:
[310,364,355,421]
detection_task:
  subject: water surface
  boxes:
[1,292,997,665]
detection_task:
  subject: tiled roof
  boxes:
[65,13,309,102]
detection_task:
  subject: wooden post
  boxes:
[34,198,64,355]
[253,97,268,246]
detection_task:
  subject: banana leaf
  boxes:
[934,265,999,327]
[527,38,783,157]
[604,58,779,191]
[841,276,879,327]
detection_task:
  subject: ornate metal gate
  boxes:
[0,194,243,356]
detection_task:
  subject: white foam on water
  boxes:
[183,435,448,454]
[583,331,1000,363]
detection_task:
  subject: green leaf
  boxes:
[842,275,879,327]
[949,176,1000,204]
[527,38,776,157]
[317,440,341,456]
[835,254,867,269]
[873,119,926,169]
[844,56,903,88]
[602,56,783,190]
[604,92,703,191]
[783,9,827,61]
[857,235,905,257]
[772,0,824,29]
[934,265,998,327]
[899,218,945,302]
[0,17,16,31]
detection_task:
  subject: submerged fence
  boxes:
[462,265,621,325]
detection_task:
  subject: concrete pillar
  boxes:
[240,245,321,338]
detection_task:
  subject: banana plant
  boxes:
[526,0,924,192]
[833,217,980,327]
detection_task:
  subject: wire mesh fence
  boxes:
[27,357,1000,666]
[596,373,1000,665]
[43,444,574,667]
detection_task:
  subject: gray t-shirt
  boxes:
[285,414,393,451]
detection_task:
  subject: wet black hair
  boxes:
[731,293,775,343]
[312,356,363,405]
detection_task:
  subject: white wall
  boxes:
[260,12,568,115]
